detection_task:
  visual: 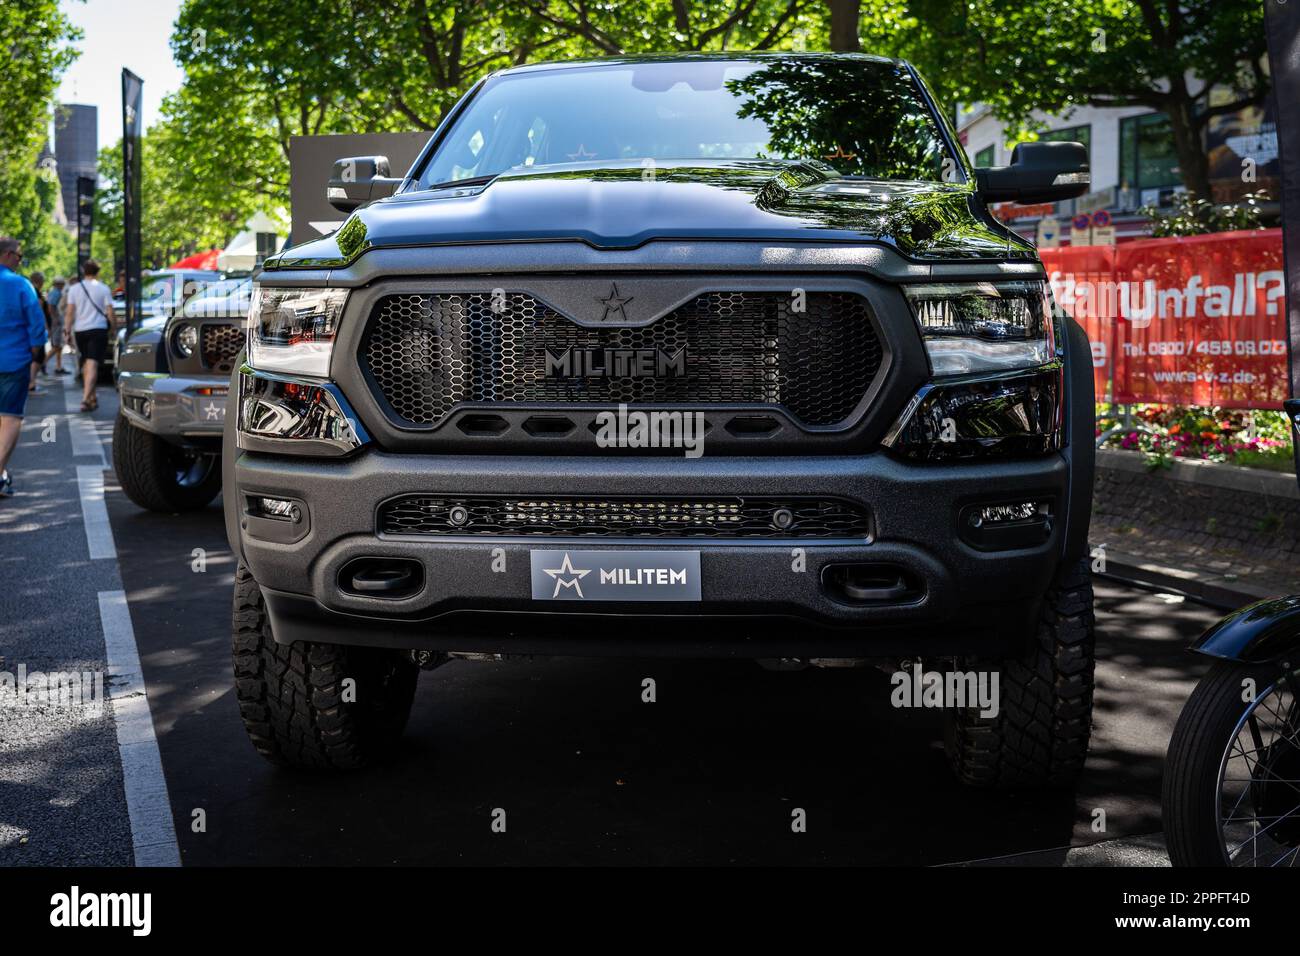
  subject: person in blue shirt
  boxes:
[0,237,49,497]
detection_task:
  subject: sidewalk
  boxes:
[1091,517,1298,610]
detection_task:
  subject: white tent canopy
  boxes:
[218,211,285,272]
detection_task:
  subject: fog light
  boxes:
[968,502,1042,527]
[959,500,1053,551]
[140,397,152,419]
[253,497,301,522]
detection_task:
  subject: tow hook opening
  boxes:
[822,563,924,606]
[339,557,424,599]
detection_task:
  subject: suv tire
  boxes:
[945,557,1096,788]
[113,412,221,512]
[232,562,419,769]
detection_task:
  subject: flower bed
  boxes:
[1096,404,1294,472]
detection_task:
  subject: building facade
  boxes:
[957,93,1278,246]
[53,104,98,233]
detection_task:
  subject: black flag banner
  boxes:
[75,175,94,275]
[121,68,143,332]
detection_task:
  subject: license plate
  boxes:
[529,549,701,602]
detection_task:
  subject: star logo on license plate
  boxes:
[541,552,591,598]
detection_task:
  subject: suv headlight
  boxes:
[247,286,348,377]
[903,280,1054,376]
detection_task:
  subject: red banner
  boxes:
[1041,229,1287,408]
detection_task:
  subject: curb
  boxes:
[1098,547,1279,611]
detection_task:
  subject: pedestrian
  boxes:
[0,237,49,497]
[45,276,67,374]
[27,271,51,392]
[63,258,115,413]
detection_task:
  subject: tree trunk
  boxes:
[828,0,860,52]
[1165,90,1213,200]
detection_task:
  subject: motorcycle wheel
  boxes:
[1164,660,1300,866]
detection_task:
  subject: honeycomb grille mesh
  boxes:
[201,323,244,369]
[379,496,871,538]
[360,291,882,427]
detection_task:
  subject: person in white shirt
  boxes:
[62,259,115,413]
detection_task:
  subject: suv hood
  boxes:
[265,159,1031,271]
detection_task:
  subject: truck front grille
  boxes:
[379,495,871,538]
[201,323,244,371]
[360,290,882,429]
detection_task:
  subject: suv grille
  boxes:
[201,323,244,370]
[361,291,882,428]
[379,495,871,538]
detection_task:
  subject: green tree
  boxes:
[861,0,1268,199]
[163,0,824,225]
[0,0,79,261]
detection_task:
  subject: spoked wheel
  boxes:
[1218,670,1300,865]
[1164,661,1300,866]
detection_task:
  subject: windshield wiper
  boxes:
[423,175,498,192]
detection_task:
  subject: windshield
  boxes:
[417,57,956,188]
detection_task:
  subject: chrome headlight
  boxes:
[174,323,198,357]
[903,280,1054,377]
[247,286,348,378]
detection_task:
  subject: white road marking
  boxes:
[76,464,116,559]
[68,414,105,464]
[98,590,181,867]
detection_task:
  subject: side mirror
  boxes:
[326,155,404,213]
[975,141,1090,205]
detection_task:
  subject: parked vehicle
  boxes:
[1163,401,1300,866]
[114,276,251,512]
[109,269,221,381]
[223,54,1096,778]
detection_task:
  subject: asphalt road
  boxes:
[4,377,1226,866]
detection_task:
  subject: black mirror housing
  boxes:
[327,155,404,213]
[975,141,1090,205]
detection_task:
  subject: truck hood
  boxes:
[265,159,1031,271]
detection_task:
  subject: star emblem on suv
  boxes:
[595,283,634,323]
[542,552,591,598]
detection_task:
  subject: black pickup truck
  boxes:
[225,54,1096,786]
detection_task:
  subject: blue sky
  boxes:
[56,0,186,151]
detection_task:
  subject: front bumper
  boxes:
[229,447,1071,659]
[118,370,229,443]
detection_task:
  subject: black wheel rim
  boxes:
[168,447,214,489]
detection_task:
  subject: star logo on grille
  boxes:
[542,552,591,598]
[595,283,634,323]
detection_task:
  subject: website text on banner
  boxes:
[1042,229,1286,409]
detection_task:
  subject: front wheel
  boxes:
[1163,660,1300,866]
[112,411,221,512]
[945,557,1096,789]
[231,563,419,770]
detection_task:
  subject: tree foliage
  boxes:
[156,0,824,226]
[0,0,80,276]
[861,0,1269,198]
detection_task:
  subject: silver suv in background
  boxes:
[114,276,251,512]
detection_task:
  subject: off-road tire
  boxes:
[945,557,1096,788]
[112,411,221,512]
[232,562,419,770]
[1162,660,1283,866]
